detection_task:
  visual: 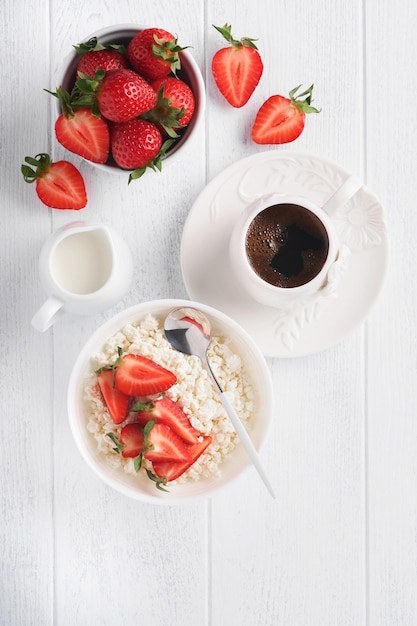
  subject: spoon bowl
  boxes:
[164,306,212,363]
[164,306,275,497]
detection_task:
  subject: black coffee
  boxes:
[245,203,329,288]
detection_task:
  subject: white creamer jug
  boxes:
[32,222,133,331]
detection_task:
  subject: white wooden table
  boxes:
[2,1,416,624]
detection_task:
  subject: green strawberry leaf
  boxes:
[134,418,156,472]
[145,469,169,492]
[289,84,321,114]
[73,37,127,56]
[21,153,52,183]
[106,432,124,454]
[128,139,176,184]
[213,23,259,50]
[131,400,154,412]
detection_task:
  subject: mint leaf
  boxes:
[145,469,169,492]
[133,418,156,472]
[106,432,124,454]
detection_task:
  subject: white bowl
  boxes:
[56,24,206,173]
[67,299,273,504]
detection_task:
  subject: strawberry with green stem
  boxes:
[145,76,195,137]
[252,84,321,144]
[211,23,263,108]
[127,28,186,80]
[110,118,175,183]
[46,86,110,164]
[73,37,129,78]
[75,68,158,123]
[21,153,87,210]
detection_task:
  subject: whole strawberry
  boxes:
[97,68,157,122]
[110,118,163,178]
[76,49,129,78]
[127,28,185,80]
[149,76,195,129]
[74,37,129,78]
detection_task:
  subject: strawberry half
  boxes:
[120,423,144,458]
[114,354,177,396]
[97,369,130,424]
[144,423,192,463]
[55,107,110,163]
[133,397,200,444]
[21,153,87,210]
[252,84,320,144]
[46,86,110,163]
[152,435,212,482]
[212,24,263,108]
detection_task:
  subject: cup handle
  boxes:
[31,295,64,332]
[322,175,363,214]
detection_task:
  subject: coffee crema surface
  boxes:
[245,203,330,288]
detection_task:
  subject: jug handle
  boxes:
[31,295,64,332]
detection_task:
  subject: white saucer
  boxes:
[180,151,388,358]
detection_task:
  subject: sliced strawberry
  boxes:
[45,87,109,163]
[55,108,110,163]
[114,354,176,396]
[134,397,200,444]
[144,423,191,463]
[212,24,263,108]
[252,84,320,145]
[97,369,129,424]
[120,423,144,458]
[152,435,212,482]
[21,153,87,210]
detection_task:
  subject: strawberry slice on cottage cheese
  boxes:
[115,353,176,396]
[152,436,213,482]
[132,396,201,444]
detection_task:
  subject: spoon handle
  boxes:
[218,391,276,499]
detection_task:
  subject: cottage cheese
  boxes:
[84,313,255,484]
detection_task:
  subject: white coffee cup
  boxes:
[229,176,362,308]
[31,222,133,331]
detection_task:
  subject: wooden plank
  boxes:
[366,1,417,624]
[0,0,56,623]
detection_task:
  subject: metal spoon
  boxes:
[164,306,275,498]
